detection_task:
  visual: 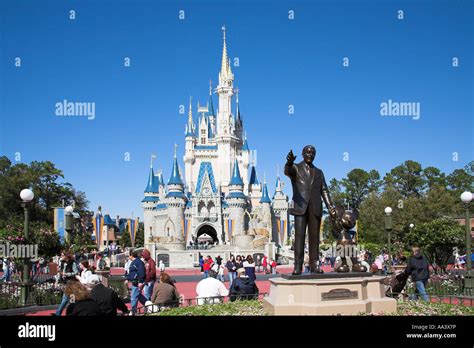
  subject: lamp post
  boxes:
[461,191,472,296]
[384,207,393,274]
[19,188,34,306]
[64,205,74,244]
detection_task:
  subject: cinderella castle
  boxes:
[142,27,290,254]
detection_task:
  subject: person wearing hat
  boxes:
[195,269,229,305]
[229,268,259,302]
[88,274,129,316]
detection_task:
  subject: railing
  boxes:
[384,270,471,305]
[131,292,268,316]
[0,281,64,310]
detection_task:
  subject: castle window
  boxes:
[201,138,206,144]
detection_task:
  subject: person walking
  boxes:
[202,257,212,278]
[256,255,262,273]
[226,255,237,286]
[126,250,147,315]
[270,259,277,275]
[53,252,79,316]
[262,256,268,274]
[142,250,157,301]
[158,260,166,273]
[404,247,430,301]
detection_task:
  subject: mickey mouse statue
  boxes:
[329,206,367,273]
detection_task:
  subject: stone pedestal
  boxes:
[263,274,397,315]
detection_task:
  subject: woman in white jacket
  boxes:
[76,261,93,285]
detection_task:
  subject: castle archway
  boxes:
[196,224,219,245]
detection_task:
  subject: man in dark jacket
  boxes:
[229,268,259,302]
[126,250,146,314]
[142,249,156,301]
[88,275,129,316]
[404,247,430,301]
[285,146,337,275]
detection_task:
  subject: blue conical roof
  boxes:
[229,158,244,186]
[249,166,259,185]
[144,167,159,193]
[260,182,271,203]
[168,156,184,185]
[242,138,249,151]
[157,172,165,187]
[209,92,215,116]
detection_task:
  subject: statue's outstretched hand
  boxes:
[287,150,297,165]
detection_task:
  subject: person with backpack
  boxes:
[126,250,146,315]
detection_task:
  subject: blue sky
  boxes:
[1,0,472,218]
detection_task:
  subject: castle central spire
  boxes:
[219,25,233,84]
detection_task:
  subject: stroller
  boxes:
[385,271,409,299]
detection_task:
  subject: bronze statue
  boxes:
[330,207,367,272]
[285,145,337,275]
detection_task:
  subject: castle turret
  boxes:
[165,146,187,244]
[272,169,289,246]
[142,157,161,239]
[248,164,262,208]
[226,158,247,241]
[259,176,273,239]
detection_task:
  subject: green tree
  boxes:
[120,226,132,248]
[341,169,383,209]
[384,160,426,198]
[135,223,144,247]
[404,218,464,273]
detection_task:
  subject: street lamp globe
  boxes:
[384,207,392,215]
[65,205,74,214]
[20,189,34,202]
[461,191,473,204]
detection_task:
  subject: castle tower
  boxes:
[164,145,187,245]
[142,156,161,241]
[216,26,238,190]
[241,134,250,191]
[184,97,195,190]
[226,158,247,241]
[259,176,273,238]
[248,164,262,208]
[272,170,289,246]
